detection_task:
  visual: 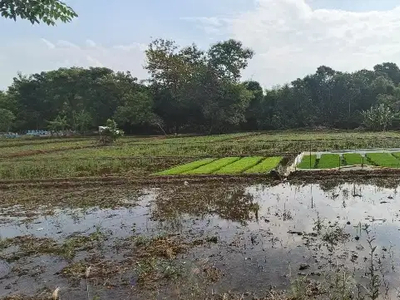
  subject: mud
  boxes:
[1,181,400,299]
[0,175,277,190]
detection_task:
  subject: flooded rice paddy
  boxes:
[2,180,400,299]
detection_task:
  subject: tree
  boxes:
[0,108,15,132]
[47,114,68,135]
[0,0,77,25]
[114,91,156,127]
[374,63,400,85]
[72,110,92,134]
[145,38,255,133]
[361,104,395,131]
[243,81,264,130]
[208,39,254,82]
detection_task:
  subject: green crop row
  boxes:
[156,156,282,176]
[366,153,400,168]
[244,157,282,174]
[155,158,216,175]
[297,155,317,169]
[297,152,400,169]
[214,157,264,174]
[317,154,341,169]
[343,153,363,165]
[184,157,240,175]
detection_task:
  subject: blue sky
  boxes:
[1,0,400,89]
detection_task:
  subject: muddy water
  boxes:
[1,182,400,299]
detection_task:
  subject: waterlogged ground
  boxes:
[2,181,400,299]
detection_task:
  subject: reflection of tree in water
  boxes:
[151,184,259,225]
[313,178,400,192]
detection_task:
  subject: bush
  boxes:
[99,119,124,144]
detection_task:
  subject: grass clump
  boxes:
[155,158,215,175]
[317,154,340,169]
[343,153,363,166]
[214,157,264,174]
[184,157,240,175]
[366,153,400,168]
[244,156,282,174]
[297,155,316,169]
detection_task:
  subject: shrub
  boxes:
[99,119,124,145]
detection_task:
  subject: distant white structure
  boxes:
[98,126,108,133]
[98,126,121,134]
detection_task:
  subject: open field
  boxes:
[2,130,400,180]
[3,132,400,299]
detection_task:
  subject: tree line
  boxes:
[1,38,400,134]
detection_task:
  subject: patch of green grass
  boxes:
[297,155,316,169]
[317,154,341,169]
[244,156,282,174]
[0,157,191,180]
[343,153,364,166]
[214,157,264,174]
[366,153,400,168]
[155,158,215,175]
[184,157,240,175]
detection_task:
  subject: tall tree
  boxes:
[243,81,264,130]
[208,39,254,82]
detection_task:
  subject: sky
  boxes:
[1,0,400,89]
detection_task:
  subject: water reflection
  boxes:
[151,186,259,226]
[3,180,400,297]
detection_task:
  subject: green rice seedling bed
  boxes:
[155,158,216,175]
[392,152,400,160]
[343,153,364,166]
[214,157,264,174]
[297,155,316,169]
[184,157,240,175]
[366,153,400,168]
[244,156,282,174]
[317,154,341,169]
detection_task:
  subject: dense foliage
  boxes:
[1,38,400,134]
[0,0,77,25]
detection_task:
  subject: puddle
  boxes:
[2,182,400,299]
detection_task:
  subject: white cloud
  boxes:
[57,40,80,49]
[113,42,147,52]
[0,39,148,89]
[86,39,97,47]
[185,0,400,88]
[41,38,55,49]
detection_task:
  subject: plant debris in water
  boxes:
[1,181,400,299]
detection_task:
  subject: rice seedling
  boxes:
[297,155,316,169]
[214,157,264,174]
[155,158,215,175]
[317,154,341,169]
[184,157,240,175]
[366,153,400,168]
[244,156,282,174]
[343,153,363,166]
